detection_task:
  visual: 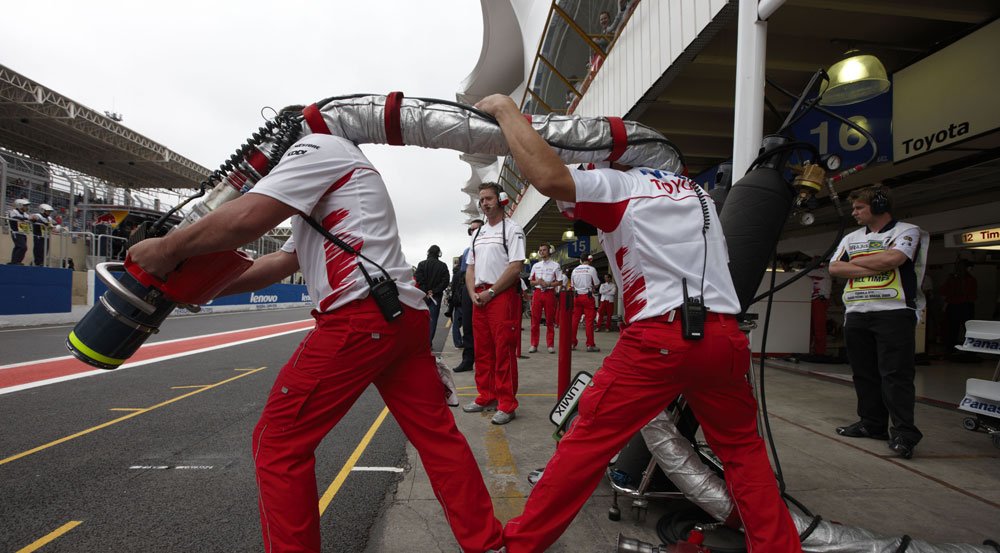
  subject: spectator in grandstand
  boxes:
[7,199,31,265]
[30,203,57,266]
[608,0,634,35]
[127,118,503,553]
[593,10,614,52]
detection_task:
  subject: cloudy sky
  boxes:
[1,0,493,267]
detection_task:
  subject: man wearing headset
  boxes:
[461,182,526,425]
[128,123,504,553]
[830,185,928,460]
[474,94,801,552]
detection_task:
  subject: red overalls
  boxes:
[471,285,521,413]
[529,288,557,348]
[571,292,597,348]
[502,313,802,553]
[253,299,503,552]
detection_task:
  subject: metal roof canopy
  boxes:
[517,0,1000,251]
[0,64,209,190]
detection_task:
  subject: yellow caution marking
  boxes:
[318,406,390,515]
[0,368,267,467]
[484,424,526,522]
[16,520,82,553]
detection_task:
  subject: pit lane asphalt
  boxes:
[0,307,430,552]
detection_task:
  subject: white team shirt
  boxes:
[249,134,425,313]
[571,264,599,294]
[831,220,927,313]
[529,259,561,289]
[558,167,740,323]
[466,217,526,286]
[599,282,617,302]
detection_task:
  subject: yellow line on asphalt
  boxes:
[318,406,390,515]
[0,368,267,467]
[108,408,144,412]
[16,520,82,553]
[171,385,210,389]
[456,386,477,390]
[484,424,526,522]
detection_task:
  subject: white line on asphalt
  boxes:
[350,467,405,473]
[0,327,309,396]
[0,319,312,372]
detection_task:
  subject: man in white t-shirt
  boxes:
[476,94,801,553]
[128,112,503,553]
[597,273,617,331]
[830,185,928,460]
[570,255,601,351]
[461,182,526,425]
[528,243,560,353]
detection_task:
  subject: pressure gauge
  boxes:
[800,212,816,226]
[823,154,842,172]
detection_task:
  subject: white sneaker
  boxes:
[547,347,556,353]
[491,410,516,425]
[528,346,538,353]
[462,400,496,413]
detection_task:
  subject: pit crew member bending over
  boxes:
[475,93,802,553]
[128,114,503,553]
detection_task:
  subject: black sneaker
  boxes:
[452,363,473,373]
[889,437,914,459]
[835,421,889,440]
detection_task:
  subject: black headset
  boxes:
[869,187,891,215]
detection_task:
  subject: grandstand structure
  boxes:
[0,63,289,269]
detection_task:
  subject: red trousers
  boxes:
[571,293,597,348]
[503,314,801,553]
[530,289,556,348]
[252,299,502,553]
[472,286,521,413]
[810,298,829,355]
[598,300,614,331]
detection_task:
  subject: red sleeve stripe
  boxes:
[605,117,627,163]
[385,91,405,146]
[303,104,332,135]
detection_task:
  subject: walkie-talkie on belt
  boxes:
[681,277,705,340]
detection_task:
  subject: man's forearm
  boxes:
[850,251,906,272]
[829,260,879,278]
[492,262,524,294]
[216,250,299,297]
[162,195,295,261]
